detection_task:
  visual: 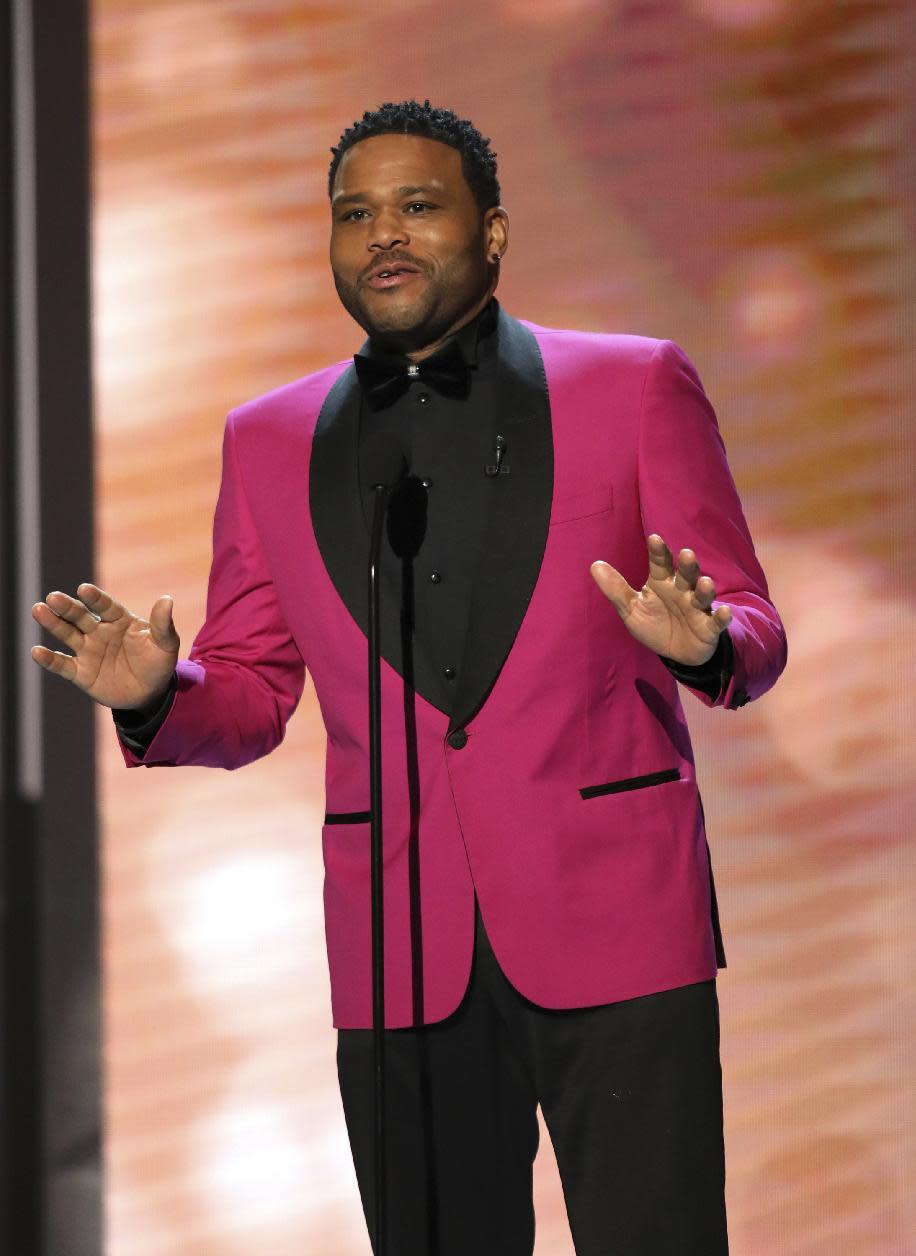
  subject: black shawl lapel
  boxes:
[448,310,553,733]
[309,365,452,715]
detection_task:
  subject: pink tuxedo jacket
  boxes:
[121,313,786,1029]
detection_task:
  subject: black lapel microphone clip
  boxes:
[485,434,509,477]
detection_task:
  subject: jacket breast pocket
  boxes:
[550,483,613,526]
[579,768,680,799]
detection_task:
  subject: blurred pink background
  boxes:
[92,2,915,1252]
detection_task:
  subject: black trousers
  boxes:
[337,904,728,1255]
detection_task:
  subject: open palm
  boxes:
[31,583,179,709]
[591,534,731,665]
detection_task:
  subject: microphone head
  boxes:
[360,432,408,493]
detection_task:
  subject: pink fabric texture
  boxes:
[120,329,786,1028]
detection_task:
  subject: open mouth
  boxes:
[364,264,422,290]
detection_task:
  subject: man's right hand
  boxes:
[31,584,180,710]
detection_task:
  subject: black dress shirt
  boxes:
[354,299,503,711]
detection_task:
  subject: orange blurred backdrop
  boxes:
[92,2,915,1252]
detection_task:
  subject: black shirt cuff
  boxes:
[660,629,733,701]
[113,673,178,755]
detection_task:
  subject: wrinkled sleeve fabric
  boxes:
[638,340,786,708]
[117,411,306,769]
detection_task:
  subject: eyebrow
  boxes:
[332,184,441,207]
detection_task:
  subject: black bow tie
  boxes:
[353,337,471,412]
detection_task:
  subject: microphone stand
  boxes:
[368,481,388,1256]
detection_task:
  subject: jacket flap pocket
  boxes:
[579,768,680,799]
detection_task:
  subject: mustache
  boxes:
[358,252,428,283]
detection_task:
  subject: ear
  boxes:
[484,207,509,263]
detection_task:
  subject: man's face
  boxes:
[329,133,507,357]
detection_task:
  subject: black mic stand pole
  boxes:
[368,480,388,1256]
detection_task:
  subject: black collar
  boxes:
[353,300,499,412]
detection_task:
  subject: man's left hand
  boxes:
[590,534,732,666]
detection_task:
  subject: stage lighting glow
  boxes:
[691,0,790,28]
[143,797,323,1005]
[190,1097,309,1225]
[759,538,916,791]
[728,250,827,365]
[502,0,610,24]
[122,4,247,100]
[188,1067,363,1247]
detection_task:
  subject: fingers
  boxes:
[33,584,134,638]
[41,589,102,636]
[31,598,84,650]
[692,574,717,612]
[30,584,138,686]
[31,585,125,658]
[649,536,721,612]
[76,583,128,624]
[654,537,703,596]
[30,642,78,682]
[148,595,180,652]
[646,534,674,582]
[672,548,699,593]
[712,603,732,631]
[590,560,637,615]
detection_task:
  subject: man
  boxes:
[32,101,786,1254]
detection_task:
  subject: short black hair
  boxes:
[329,100,500,214]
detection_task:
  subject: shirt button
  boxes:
[429,570,442,584]
[443,667,456,680]
[447,729,468,750]
[421,477,433,489]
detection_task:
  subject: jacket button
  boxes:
[443,667,456,680]
[447,729,468,750]
[429,570,442,584]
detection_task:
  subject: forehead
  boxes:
[332,133,466,199]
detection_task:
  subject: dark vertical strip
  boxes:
[2,2,100,1254]
[1,0,44,1248]
[397,516,438,1252]
[0,0,12,827]
[401,557,424,1029]
[32,0,101,1248]
[0,0,8,1231]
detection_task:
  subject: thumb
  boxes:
[148,594,180,652]
[590,560,636,616]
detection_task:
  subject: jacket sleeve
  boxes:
[637,339,787,709]
[118,410,306,769]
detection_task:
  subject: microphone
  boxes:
[359,429,407,1256]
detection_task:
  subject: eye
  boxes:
[340,208,369,222]
[405,201,435,214]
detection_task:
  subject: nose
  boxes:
[368,206,409,252]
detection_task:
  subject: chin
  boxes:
[360,300,432,343]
